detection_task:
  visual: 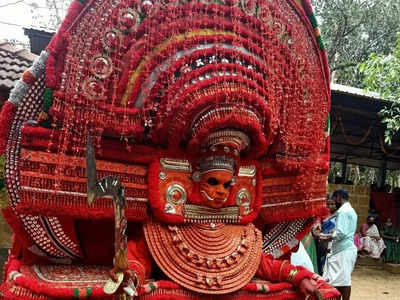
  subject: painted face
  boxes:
[199,170,233,209]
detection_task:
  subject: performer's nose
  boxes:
[216,186,227,196]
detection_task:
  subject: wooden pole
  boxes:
[379,158,387,189]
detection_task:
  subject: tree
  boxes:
[359,36,400,145]
[313,0,400,87]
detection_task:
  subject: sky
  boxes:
[0,0,68,48]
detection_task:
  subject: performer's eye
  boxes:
[207,177,219,185]
[223,181,232,189]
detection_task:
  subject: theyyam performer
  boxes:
[0,0,339,299]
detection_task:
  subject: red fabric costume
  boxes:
[0,0,339,299]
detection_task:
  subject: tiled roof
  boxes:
[0,41,37,90]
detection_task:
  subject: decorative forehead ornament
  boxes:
[194,129,251,209]
[202,130,250,155]
[197,156,235,174]
[196,129,250,175]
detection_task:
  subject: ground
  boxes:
[351,265,400,299]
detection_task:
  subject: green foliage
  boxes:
[313,0,400,87]
[360,36,400,144]
[328,162,378,186]
[328,161,343,183]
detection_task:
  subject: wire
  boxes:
[0,0,25,8]
[0,20,26,28]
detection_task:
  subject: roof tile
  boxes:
[0,41,37,89]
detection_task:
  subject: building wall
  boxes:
[328,184,370,231]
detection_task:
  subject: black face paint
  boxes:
[223,181,232,189]
[207,177,219,186]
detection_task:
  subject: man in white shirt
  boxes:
[322,188,357,300]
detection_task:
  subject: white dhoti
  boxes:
[323,247,357,286]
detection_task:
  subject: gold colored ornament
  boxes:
[160,158,191,172]
[183,204,239,223]
[287,269,299,282]
[238,165,256,177]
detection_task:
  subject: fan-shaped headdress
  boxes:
[1,0,330,261]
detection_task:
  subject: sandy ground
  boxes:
[351,265,400,300]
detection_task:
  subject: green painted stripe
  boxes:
[308,13,318,28]
[316,35,326,50]
[73,288,79,298]
[325,114,330,132]
[149,282,156,291]
[43,88,53,113]
[86,287,92,297]
[261,284,266,292]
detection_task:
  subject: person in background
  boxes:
[319,197,337,272]
[358,216,386,259]
[302,220,321,274]
[381,218,400,264]
[291,241,315,273]
[322,188,357,300]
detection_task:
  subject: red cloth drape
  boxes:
[370,192,397,227]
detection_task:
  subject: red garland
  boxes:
[147,159,184,224]
[300,0,314,16]
[2,257,108,299]
[240,165,263,224]
[45,0,85,88]
[114,2,295,101]
[46,0,85,53]
[1,209,35,256]
[294,0,331,107]
[321,51,331,102]
[162,88,272,155]
[122,14,293,107]
[0,101,16,153]
[149,58,275,105]
[22,71,36,85]
[49,91,144,139]
[259,203,329,224]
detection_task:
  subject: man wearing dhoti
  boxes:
[322,189,357,300]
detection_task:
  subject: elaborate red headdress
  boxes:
[1,0,330,276]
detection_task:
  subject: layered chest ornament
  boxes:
[145,129,263,294]
[144,221,262,294]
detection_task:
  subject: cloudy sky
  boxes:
[0,0,69,47]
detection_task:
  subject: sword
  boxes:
[86,134,138,299]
